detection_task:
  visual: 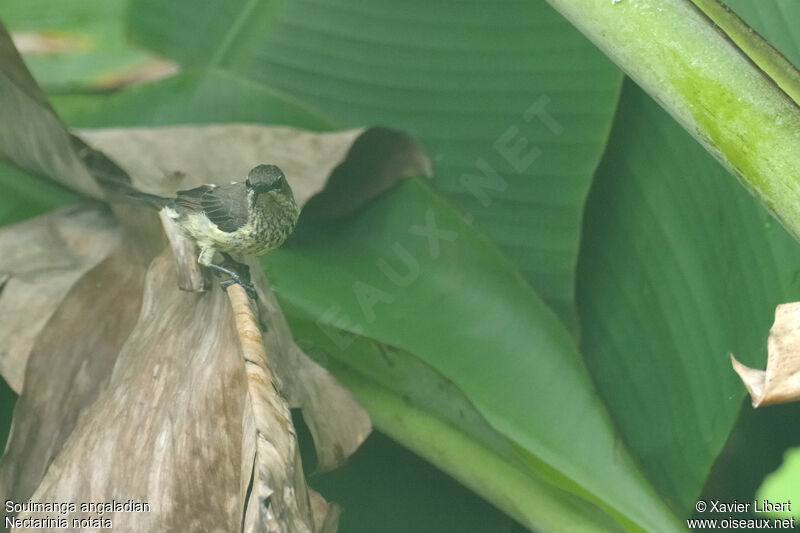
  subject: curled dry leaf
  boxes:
[298,126,432,222]
[252,266,371,472]
[732,302,800,407]
[77,124,363,203]
[228,282,333,532]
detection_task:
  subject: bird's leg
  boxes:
[206,253,257,300]
[197,247,216,267]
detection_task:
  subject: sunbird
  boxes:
[131,164,299,296]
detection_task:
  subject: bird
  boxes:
[129,164,299,297]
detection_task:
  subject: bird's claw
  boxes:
[219,276,258,300]
[207,255,258,300]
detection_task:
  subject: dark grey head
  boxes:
[246,164,283,187]
[246,164,293,198]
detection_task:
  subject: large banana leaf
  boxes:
[578,80,800,512]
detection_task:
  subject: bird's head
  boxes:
[245,164,294,199]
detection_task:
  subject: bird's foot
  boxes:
[219,277,257,300]
[207,255,257,300]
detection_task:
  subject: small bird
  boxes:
[131,164,299,296]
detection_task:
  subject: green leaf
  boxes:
[304,430,525,533]
[0,161,77,227]
[54,69,334,130]
[756,447,800,519]
[3,0,158,91]
[700,402,800,516]
[292,317,622,532]
[127,0,623,331]
[265,179,680,531]
[577,80,800,513]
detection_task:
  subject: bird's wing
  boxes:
[174,184,212,211]
[207,183,250,232]
[201,182,249,232]
[174,182,249,232]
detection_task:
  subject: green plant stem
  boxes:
[545,0,800,241]
[330,366,626,533]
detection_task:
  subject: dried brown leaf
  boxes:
[0,22,103,197]
[4,245,337,531]
[228,282,323,532]
[10,251,248,530]
[158,210,208,292]
[0,203,119,392]
[252,266,371,472]
[309,489,341,533]
[0,245,147,505]
[732,302,800,407]
[76,124,364,205]
[299,126,432,223]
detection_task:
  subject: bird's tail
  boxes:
[124,190,172,209]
